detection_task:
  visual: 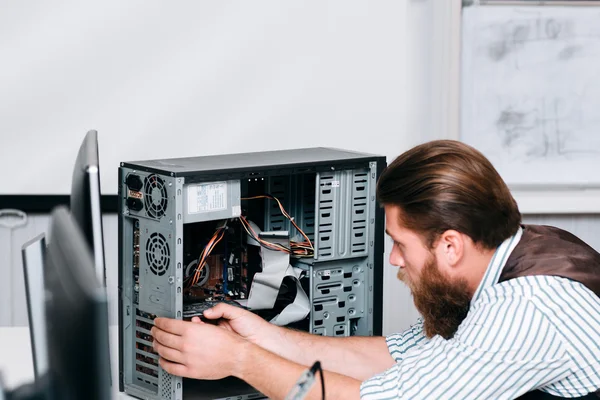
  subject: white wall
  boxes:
[0,0,409,196]
[4,0,598,340]
[0,1,422,333]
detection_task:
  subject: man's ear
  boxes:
[437,230,464,268]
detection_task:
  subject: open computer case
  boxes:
[118,147,386,400]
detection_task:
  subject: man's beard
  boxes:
[398,255,471,340]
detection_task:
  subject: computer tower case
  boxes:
[118,147,386,400]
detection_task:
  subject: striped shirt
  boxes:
[361,227,600,399]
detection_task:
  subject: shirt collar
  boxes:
[470,226,523,306]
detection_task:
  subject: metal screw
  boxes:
[323,312,330,319]
[168,276,175,284]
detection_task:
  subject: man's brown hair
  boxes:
[377,140,521,249]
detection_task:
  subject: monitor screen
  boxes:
[44,206,111,400]
[70,129,106,285]
[21,233,49,379]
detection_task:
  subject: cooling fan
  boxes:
[185,259,210,286]
[144,174,168,219]
[146,232,170,276]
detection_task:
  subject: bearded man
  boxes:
[151,140,600,399]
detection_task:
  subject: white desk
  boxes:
[0,325,134,399]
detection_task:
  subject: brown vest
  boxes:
[499,225,600,399]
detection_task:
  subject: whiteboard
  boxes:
[461,5,600,187]
[0,1,406,196]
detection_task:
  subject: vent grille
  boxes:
[161,370,173,398]
[144,174,168,219]
[351,172,368,255]
[316,170,369,259]
[134,308,159,391]
[146,233,170,276]
[317,174,335,258]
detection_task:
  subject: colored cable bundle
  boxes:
[186,194,314,288]
[241,195,314,258]
[185,226,226,288]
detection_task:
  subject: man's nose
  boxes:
[389,247,405,268]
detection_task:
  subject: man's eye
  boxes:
[387,237,403,250]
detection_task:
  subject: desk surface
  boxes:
[0,325,133,399]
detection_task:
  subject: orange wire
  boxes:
[188,194,315,288]
[187,227,225,287]
[192,230,224,286]
[241,195,314,253]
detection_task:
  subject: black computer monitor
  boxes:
[43,206,111,400]
[21,233,49,379]
[70,129,106,285]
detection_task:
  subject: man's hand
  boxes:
[204,303,394,382]
[152,314,365,399]
[202,303,275,345]
[152,317,249,380]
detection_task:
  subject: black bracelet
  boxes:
[309,361,325,400]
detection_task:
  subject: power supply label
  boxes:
[187,182,228,214]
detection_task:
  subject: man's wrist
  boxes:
[254,322,286,353]
[233,339,260,380]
